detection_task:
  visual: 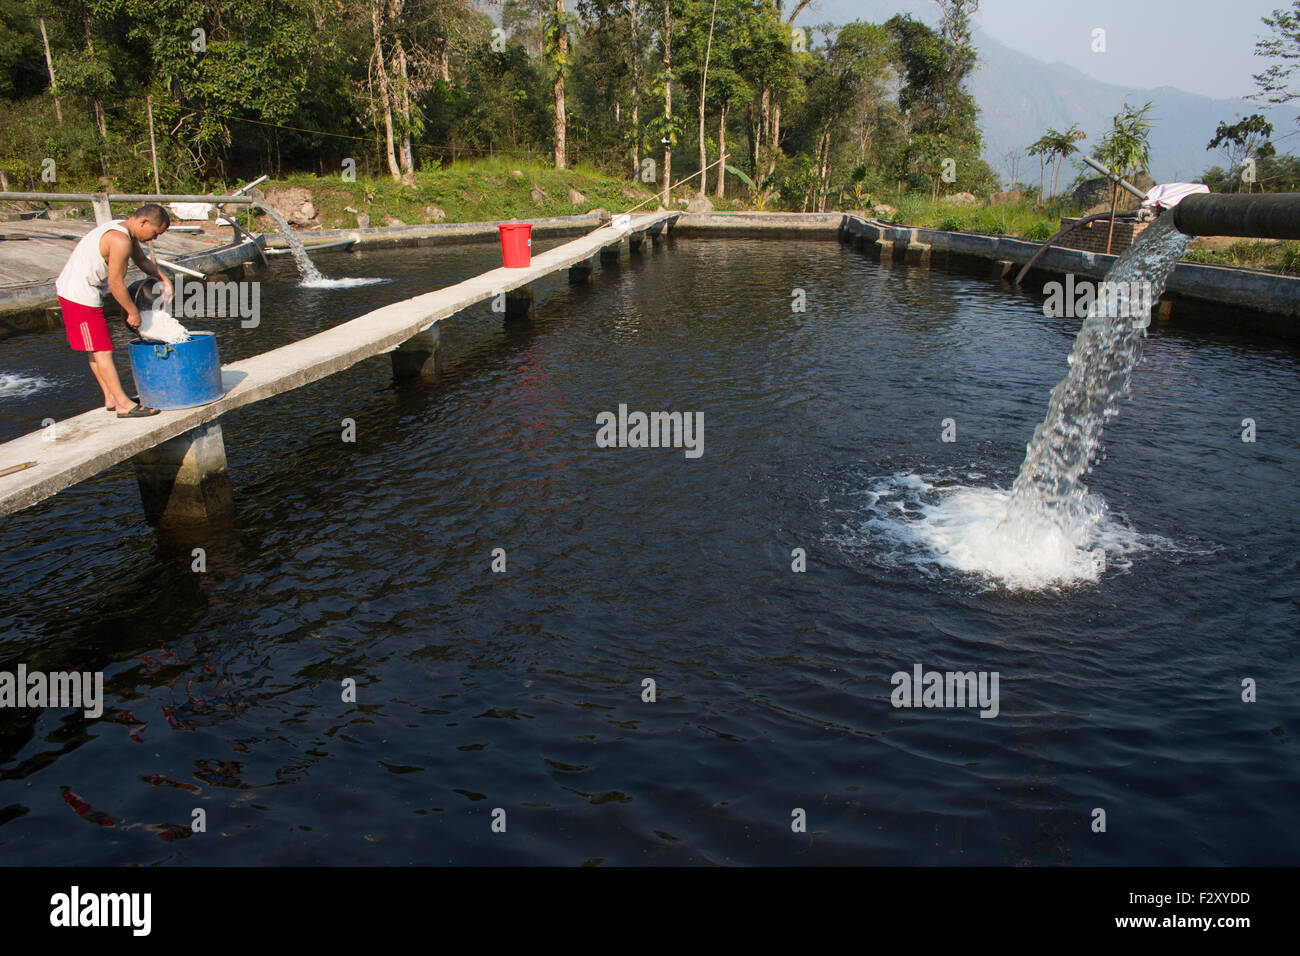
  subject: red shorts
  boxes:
[59,296,113,352]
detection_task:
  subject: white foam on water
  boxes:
[848,215,1197,593]
[298,276,390,289]
[856,472,1164,592]
[0,372,55,398]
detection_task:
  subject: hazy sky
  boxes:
[798,0,1288,101]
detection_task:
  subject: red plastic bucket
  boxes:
[498,223,532,268]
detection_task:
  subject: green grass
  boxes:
[876,194,1074,241]
[256,157,663,229]
[1182,239,1300,274]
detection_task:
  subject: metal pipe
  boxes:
[1079,156,1147,201]
[1171,192,1300,238]
[0,192,254,204]
[153,257,207,279]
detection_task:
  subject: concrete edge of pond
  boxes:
[259,211,608,251]
[837,214,1300,336]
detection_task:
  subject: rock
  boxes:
[530,187,546,204]
[676,198,690,208]
[382,215,406,227]
[686,195,714,213]
[356,212,370,229]
[262,186,319,226]
[510,170,523,178]
[872,203,898,218]
[984,190,1022,207]
[590,207,609,220]
[344,205,358,214]
[947,191,978,205]
[423,204,446,223]
[568,188,586,205]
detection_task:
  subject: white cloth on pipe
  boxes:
[168,202,213,221]
[1142,183,1210,211]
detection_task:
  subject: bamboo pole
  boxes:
[39,19,62,125]
[147,94,161,194]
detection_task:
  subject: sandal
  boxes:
[117,403,161,418]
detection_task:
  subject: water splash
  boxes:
[251,202,325,283]
[860,213,1194,591]
[1002,214,1193,534]
[0,373,54,398]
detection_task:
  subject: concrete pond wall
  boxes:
[835,214,1300,339]
[4,210,1297,340]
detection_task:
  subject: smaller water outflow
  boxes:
[1001,213,1193,535]
[251,201,324,283]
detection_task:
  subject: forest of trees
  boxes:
[0,0,997,208]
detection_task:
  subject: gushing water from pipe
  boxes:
[250,201,324,283]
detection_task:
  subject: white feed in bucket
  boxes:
[137,308,191,345]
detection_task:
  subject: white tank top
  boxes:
[55,220,132,307]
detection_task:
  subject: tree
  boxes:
[550,0,568,168]
[1207,114,1275,191]
[886,11,984,196]
[1253,1,1300,123]
[1028,124,1085,200]
[1094,101,1152,253]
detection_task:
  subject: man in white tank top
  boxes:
[55,204,173,417]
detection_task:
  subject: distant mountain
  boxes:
[789,1,1299,187]
[971,28,1298,187]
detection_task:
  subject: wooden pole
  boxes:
[39,18,62,125]
[697,0,717,198]
[147,94,161,194]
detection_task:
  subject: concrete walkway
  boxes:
[0,211,676,518]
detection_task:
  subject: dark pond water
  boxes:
[0,236,1297,865]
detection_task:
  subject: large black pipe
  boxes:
[1171,192,1300,239]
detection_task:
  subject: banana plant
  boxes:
[725,164,777,211]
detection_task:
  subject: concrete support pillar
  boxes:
[505,285,533,321]
[904,242,931,266]
[1156,296,1175,323]
[599,240,623,265]
[391,324,442,379]
[649,223,666,245]
[874,239,895,262]
[994,259,1015,281]
[133,421,234,526]
[91,193,112,225]
[629,231,647,253]
[568,255,598,284]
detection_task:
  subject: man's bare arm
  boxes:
[129,237,173,304]
[129,238,164,279]
[102,231,140,327]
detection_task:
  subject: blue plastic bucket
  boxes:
[127,331,225,410]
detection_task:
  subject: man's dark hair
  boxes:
[133,203,171,228]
